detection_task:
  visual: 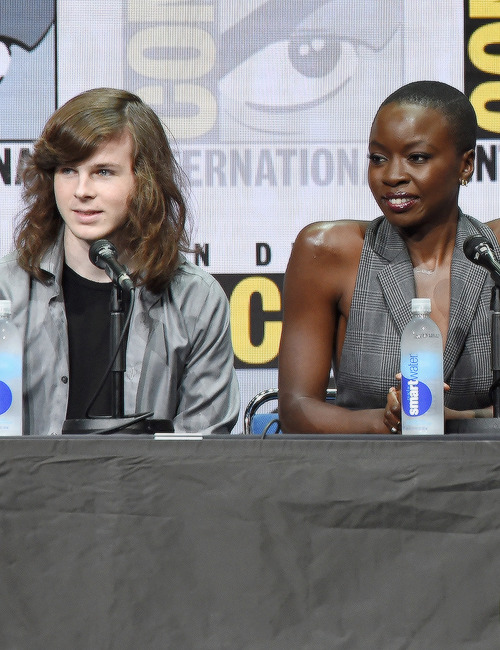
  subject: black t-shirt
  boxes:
[62,264,113,418]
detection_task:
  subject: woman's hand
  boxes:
[385,373,457,433]
[384,385,402,434]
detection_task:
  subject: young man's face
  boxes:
[54,130,136,251]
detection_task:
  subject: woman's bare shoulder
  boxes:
[294,220,369,258]
[486,218,500,243]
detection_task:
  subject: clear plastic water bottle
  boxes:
[400,298,444,435]
[0,300,22,435]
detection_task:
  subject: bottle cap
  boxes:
[411,298,431,314]
[0,300,12,318]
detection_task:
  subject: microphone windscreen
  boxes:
[89,239,118,267]
[463,235,492,262]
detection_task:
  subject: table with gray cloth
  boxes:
[0,436,498,649]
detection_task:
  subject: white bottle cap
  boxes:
[411,298,431,314]
[0,300,12,318]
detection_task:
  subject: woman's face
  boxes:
[367,102,474,232]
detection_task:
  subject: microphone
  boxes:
[463,235,500,285]
[89,239,134,294]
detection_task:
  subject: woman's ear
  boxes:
[460,148,475,184]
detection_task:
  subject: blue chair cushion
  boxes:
[251,413,281,435]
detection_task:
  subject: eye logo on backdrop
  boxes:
[126,0,403,144]
[0,0,56,141]
[217,0,403,142]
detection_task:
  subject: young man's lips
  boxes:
[73,209,102,218]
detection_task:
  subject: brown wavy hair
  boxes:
[16,87,190,293]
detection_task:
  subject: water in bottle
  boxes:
[0,300,22,435]
[400,298,444,435]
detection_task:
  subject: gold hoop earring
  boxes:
[460,178,469,187]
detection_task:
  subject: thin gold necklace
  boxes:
[413,266,436,275]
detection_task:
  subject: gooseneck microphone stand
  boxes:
[62,241,174,435]
[63,285,157,435]
[447,237,500,434]
[448,282,500,433]
[489,284,500,417]
[110,284,126,418]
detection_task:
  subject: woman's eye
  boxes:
[368,154,385,164]
[409,153,430,163]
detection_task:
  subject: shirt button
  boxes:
[61,376,68,384]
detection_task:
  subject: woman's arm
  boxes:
[278,221,394,434]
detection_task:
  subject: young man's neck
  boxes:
[63,230,111,283]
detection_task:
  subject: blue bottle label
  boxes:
[401,376,432,416]
[0,380,13,415]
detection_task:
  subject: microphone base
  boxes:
[62,415,174,436]
[446,418,500,435]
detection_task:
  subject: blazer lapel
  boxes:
[374,220,416,337]
[371,214,490,383]
[444,215,489,381]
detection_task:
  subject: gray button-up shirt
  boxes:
[0,233,240,435]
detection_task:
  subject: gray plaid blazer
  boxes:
[335,212,500,411]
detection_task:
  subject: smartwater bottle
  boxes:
[400,298,444,435]
[0,300,22,435]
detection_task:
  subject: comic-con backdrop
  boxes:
[1,1,499,431]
